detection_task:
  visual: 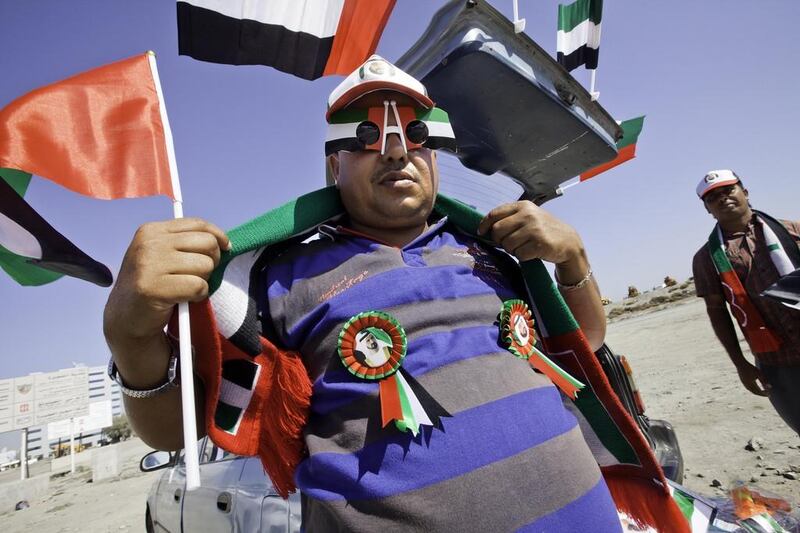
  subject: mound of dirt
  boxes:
[606,279,696,321]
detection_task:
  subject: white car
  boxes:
[140,437,301,533]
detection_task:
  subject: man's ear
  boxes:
[326,154,340,188]
[702,197,712,215]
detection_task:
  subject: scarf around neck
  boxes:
[707,211,798,353]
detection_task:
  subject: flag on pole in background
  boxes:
[177,0,396,81]
[0,52,178,286]
[557,0,603,72]
[580,116,644,181]
[0,170,112,286]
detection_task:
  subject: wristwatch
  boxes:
[107,341,180,399]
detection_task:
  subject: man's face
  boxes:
[364,333,378,351]
[329,92,439,231]
[702,183,750,222]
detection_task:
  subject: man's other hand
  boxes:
[736,362,770,396]
[477,201,583,265]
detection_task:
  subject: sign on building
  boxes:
[47,400,113,440]
[0,368,90,433]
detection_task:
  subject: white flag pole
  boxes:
[558,177,581,194]
[589,69,599,101]
[146,51,201,491]
[512,0,526,33]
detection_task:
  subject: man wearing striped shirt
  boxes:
[104,56,621,531]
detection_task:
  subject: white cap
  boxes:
[326,55,433,121]
[696,169,740,199]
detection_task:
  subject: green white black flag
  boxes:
[0,169,111,287]
[557,0,602,72]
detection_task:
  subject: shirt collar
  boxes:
[318,216,449,249]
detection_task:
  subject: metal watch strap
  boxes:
[107,339,180,399]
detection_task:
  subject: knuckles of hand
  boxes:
[485,201,579,263]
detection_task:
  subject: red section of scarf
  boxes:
[544,329,689,532]
[719,270,782,353]
[175,301,311,498]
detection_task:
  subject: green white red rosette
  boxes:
[338,311,432,436]
[500,299,585,399]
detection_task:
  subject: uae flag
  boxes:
[0,53,178,286]
[557,0,602,72]
[177,0,396,81]
[0,169,111,286]
[580,116,644,181]
[667,481,716,533]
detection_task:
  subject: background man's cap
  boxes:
[696,169,741,198]
[326,54,434,121]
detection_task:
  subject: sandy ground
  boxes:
[2,296,798,531]
[2,438,160,532]
[606,297,800,507]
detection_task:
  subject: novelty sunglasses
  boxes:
[325,100,457,156]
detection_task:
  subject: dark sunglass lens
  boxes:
[356,121,380,146]
[405,120,429,144]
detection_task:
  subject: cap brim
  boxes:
[326,81,434,120]
[699,178,739,198]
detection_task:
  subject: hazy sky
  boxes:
[1,0,798,383]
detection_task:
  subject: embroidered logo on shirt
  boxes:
[318,270,369,303]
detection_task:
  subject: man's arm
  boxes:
[103,218,230,450]
[553,250,605,351]
[478,201,605,351]
[702,293,768,396]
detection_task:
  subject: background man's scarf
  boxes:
[175,187,690,532]
[707,211,800,354]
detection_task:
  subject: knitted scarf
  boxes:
[175,187,689,532]
[707,211,800,354]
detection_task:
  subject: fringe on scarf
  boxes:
[182,301,312,499]
[257,342,312,498]
[605,474,690,533]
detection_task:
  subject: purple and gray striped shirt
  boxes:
[262,219,620,532]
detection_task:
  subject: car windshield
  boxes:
[437,153,524,214]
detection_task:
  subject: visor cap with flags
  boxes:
[326,55,434,119]
[697,169,741,199]
[324,55,457,158]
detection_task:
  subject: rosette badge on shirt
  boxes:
[338,311,447,436]
[499,299,585,399]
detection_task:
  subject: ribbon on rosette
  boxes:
[500,299,585,399]
[338,311,439,436]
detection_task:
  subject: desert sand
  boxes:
[2,293,798,532]
[605,293,800,508]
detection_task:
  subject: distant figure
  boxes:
[664,276,677,287]
[692,170,800,435]
[627,286,640,298]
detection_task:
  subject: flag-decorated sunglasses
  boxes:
[325,100,457,156]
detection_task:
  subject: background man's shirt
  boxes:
[693,218,800,366]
